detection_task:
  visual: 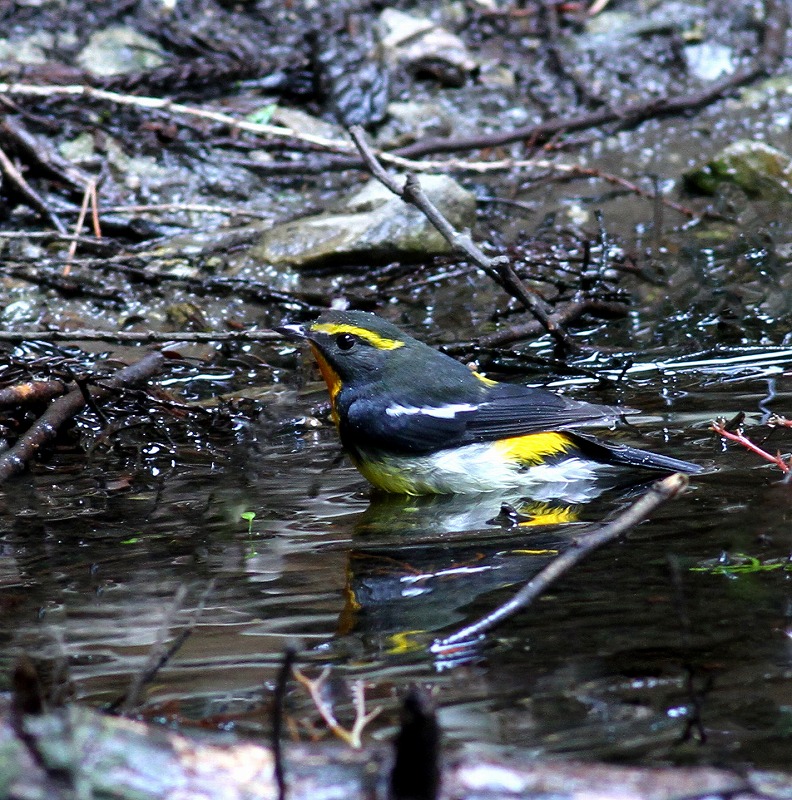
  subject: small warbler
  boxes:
[279,310,701,495]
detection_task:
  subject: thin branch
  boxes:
[63,178,95,275]
[0,82,356,155]
[293,668,381,749]
[711,418,790,474]
[273,647,297,800]
[0,142,66,232]
[432,473,689,652]
[100,202,273,219]
[349,125,575,352]
[0,328,281,344]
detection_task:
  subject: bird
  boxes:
[278,310,702,495]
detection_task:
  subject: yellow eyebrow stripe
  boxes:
[310,322,405,351]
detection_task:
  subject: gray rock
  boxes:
[378,9,476,87]
[376,102,453,149]
[77,26,165,76]
[684,140,792,201]
[248,174,476,270]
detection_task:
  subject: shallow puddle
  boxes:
[1,348,790,770]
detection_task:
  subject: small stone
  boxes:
[246,174,476,271]
[77,26,165,76]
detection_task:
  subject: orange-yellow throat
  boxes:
[309,342,342,426]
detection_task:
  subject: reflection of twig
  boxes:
[433,473,688,651]
[110,580,215,714]
[711,418,790,474]
[293,668,382,749]
[349,125,575,353]
[666,555,709,744]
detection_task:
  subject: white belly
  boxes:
[352,442,616,498]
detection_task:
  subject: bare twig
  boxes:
[63,179,96,275]
[100,202,273,219]
[711,418,790,474]
[0,142,66,232]
[0,82,356,154]
[273,646,297,800]
[0,351,165,484]
[293,668,381,749]
[432,473,689,652]
[0,328,281,344]
[349,125,575,352]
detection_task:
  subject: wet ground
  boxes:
[0,0,791,781]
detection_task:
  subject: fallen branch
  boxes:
[0,379,68,407]
[349,125,576,353]
[0,82,356,155]
[711,418,790,474]
[0,329,281,344]
[0,351,165,484]
[433,473,688,652]
[473,297,628,349]
[0,141,65,233]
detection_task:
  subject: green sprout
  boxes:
[246,104,277,125]
[241,511,256,534]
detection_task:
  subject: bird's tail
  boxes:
[569,431,703,474]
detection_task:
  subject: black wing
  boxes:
[464,383,630,441]
[343,383,632,455]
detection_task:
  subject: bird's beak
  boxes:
[275,322,310,341]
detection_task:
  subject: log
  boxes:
[1,697,789,800]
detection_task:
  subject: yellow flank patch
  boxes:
[492,431,574,466]
[310,322,405,351]
[309,343,342,425]
[472,370,498,386]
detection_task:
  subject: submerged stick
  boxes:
[432,473,689,652]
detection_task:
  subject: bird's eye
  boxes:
[335,333,357,351]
